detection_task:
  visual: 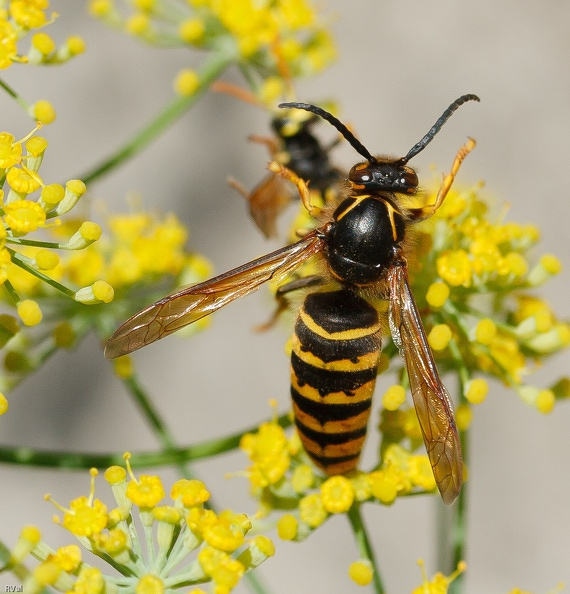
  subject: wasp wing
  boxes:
[388,261,463,504]
[104,230,325,359]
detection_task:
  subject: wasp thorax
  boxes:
[349,161,418,195]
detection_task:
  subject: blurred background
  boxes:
[1,1,569,592]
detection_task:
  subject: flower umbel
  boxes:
[12,461,274,593]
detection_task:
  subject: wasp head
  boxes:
[348,159,418,195]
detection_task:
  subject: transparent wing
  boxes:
[388,261,463,504]
[105,230,325,359]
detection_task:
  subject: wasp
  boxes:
[105,94,479,504]
[229,104,343,239]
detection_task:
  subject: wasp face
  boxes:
[349,160,418,195]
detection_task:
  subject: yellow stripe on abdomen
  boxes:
[291,289,382,475]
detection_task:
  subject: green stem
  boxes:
[7,248,77,299]
[78,47,235,186]
[346,503,385,594]
[0,77,29,111]
[122,373,179,450]
[438,334,469,592]
[0,409,291,464]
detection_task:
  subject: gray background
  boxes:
[1,2,570,593]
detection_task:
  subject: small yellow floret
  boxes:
[368,470,398,505]
[32,32,55,54]
[33,560,61,586]
[348,560,374,586]
[96,527,128,556]
[0,133,22,168]
[425,281,450,308]
[17,299,42,326]
[276,514,298,540]
[93,280,114,303]
[203,518,245,552]
[80,221,102,241]
[179,18,205,43]
[475,318,497,345]
[66,179,87,196]
[74,567,105,594]
[26,136,48,157]
[382,384,406,411]
[33,101,56,125]
[298,493,327,528]
[536,389,555,414]
[171,479,210,507]
[6,169,42,195]
[465,378,488,404]
[320,475,354,514]
[35,249,59,270]
[291,464,315,493]
[41,183,64,205]
[53,544,82,572]
[104,466,127,485]
[113,355,133,379]
[127,475,165,508]
[540,254,562,275]
[436,249,472,287]
[428,324,452,351]
[174,68,200,96]
[136,574,164,594]
[62,497,108,537]
[4,199,46,232]
[67,36,86,55]
[89,0,113,17]
[126,13,150,35]
[0,392,8,415]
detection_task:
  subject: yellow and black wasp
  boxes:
[230,105,343,239]
[211,81,343,239]
[105,94,479,504]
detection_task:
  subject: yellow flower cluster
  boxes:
[9,461,274,594]
[405,182,569,414]
[0,0,85,70]
[239,414,440,533]
[0,149,212,397]
[0,126,104,328]
[90,0,336,94]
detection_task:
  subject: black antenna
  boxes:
[401,94,480,163]
[278,102,376,163]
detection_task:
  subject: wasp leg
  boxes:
[255,275,324,332]
[248,134,280,156]
[268,161,320,218]
[408,137,476,221]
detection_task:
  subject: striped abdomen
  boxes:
[291,289,382,475]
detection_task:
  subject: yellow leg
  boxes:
[409,137,476,221]
[268,161,319,217]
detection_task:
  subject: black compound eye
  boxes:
[348,164,372,184]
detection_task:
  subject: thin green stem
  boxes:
[7,248,77,299]
[122,373,179,450]
[78,47,235,186]
[0,77,29,110]
[346,503,385,594]
[0,412,293,468]
[2,279,20,304]
[437,334,469,592]
[6,237,71,250]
